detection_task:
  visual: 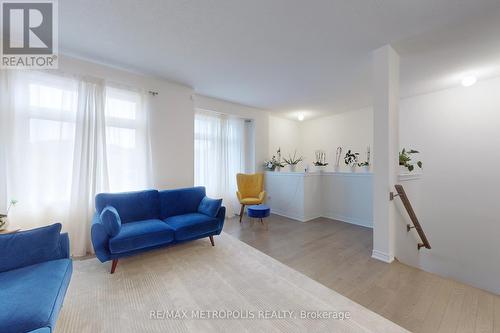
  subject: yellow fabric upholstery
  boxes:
[236,173,265,205]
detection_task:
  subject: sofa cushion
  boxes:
[164,213,219,241]
[100,206,122,237]
[0,258,72,333]
[95,190,160,223]
[198,196,222,218]
[0,223,62,273]
[109,219,175,254]
[159,187,206,219]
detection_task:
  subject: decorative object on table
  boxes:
[344,150,359,172]
[357,146,371,172]
[334,147,343,171]
[283,150,303,172]
[399,148,423,172]
[313,150,328,170]
[236,173,266,223]
[0,199,18,231]
[264,148,286,171]
[247,204,270,229]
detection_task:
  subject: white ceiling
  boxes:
[59,0,500,119]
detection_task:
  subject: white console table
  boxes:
[265,171,373,227]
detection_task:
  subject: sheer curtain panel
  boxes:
[194,111,245,216]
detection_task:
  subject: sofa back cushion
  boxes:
[95,190,160,223]
[159,186,206,219]
[0,223,62,272]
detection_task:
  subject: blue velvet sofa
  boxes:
[91,186,225,273]
[0,223,73,333]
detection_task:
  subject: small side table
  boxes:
[247,205,270,229]
[0,228,20,235]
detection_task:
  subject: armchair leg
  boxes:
[239,204,245,223]
[110,259,118,274]
[209,235,215,246]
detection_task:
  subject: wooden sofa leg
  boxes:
[110,259,118,274]
[239,204,245,223]
[209,235,215,246]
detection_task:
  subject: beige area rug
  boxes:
[57,232,407,333]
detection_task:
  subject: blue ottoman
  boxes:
[247,205,270,229]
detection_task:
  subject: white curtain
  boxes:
[0,70,152,256]
[194,111,245,216]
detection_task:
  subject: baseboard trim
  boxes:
[322,212,373,228]
[371,250,394,263]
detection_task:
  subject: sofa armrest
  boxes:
[216,206,226,232]
[58,233,70,259]
[91,213,111,263]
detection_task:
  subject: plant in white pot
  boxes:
[0,199,18,230]
[283,151,303,172]
[399,148,423,173]
[313,150,328,171]
[344,150,359,172]
[264,148,286,171]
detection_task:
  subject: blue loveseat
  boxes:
[0,223,73,333]
[91,186,225,273]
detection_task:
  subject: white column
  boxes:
[372,45,399,263]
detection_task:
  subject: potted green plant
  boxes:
[264,148,286,171]
[399,148,423,173]
[0,199,18,230]
[283,150,303,172]
[313,150,328,172]
[344,150,359,172]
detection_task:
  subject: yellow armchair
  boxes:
[236,173,266,222]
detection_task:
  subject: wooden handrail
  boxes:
[390,184,431,250]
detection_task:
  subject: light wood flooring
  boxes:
[224,214,500,333]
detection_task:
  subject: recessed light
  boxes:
[297,113,305,121]
[461,76,477,87]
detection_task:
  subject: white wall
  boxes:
[300,108,373,171]
[396,77,500,294]
[293,76,500,294]
[194,95,269,172]
[59,56,195,190]
[268,115,302,167]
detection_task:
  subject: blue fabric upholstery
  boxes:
[165,213,219,241]
[247,205,271,218]
[91,187,226,267]
[159,186,206,219]
[198,196,223,218]
[0,223,62,272]
[0,259,72,333]
[0,230,72,333]
[100,206,122,237]
[109,219,175,254]
[95,190,160,223]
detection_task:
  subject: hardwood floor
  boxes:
[224,214,500,333]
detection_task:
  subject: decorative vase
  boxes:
[350,165,357,173]
[289,164,297,172]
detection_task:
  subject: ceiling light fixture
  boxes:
[461,75,477,87]
[297,113,305,121]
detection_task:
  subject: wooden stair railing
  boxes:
[390,184,431,250]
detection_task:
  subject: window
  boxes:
[105,86,150,192]
[194,111,246,216]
